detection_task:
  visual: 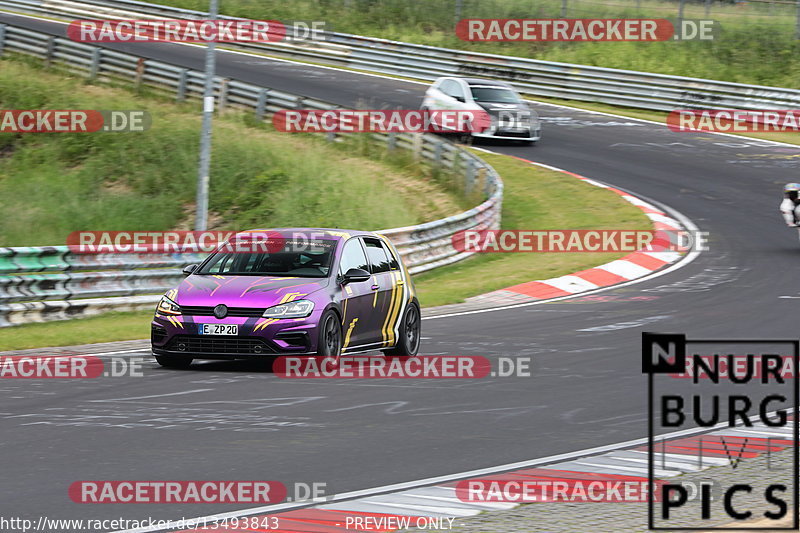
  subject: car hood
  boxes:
[477,102,533,115]
[173,275,329,308]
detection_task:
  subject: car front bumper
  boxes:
[151,312,320,358]
[472,127,541,141]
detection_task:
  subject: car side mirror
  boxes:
[182,264,198,276]
[454,95,465,103]
[341,268,370,284]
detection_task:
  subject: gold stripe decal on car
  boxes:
[254,318,278,332]
[381,272,399,345]
[279,292,303,304]
[253,292,305,332]
[343,318,358,348]
[385,271,405,346]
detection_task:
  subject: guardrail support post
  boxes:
[476,167,487,197]
[89,48,101,80]
[433,140,443,165]
[465,158,476,196]
[44,36,55,68]
[387,132,397,150]
[411,133,423,161]
[255,89,268,120]
[0,25,6,57]
[796,0,800,39]
[326,131,336,142]
[134,57,145,89]
[218,78,229,114]
[176,69,188,101]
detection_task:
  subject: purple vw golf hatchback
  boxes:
[151,228,420,368]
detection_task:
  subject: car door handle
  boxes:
[371,284,379,290]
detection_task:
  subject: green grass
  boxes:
[413,150,651,306]
[0,59,465,245]
[157,0,800,89]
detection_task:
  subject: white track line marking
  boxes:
[87,389,213,402]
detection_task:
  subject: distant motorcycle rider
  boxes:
[780,183,800,227]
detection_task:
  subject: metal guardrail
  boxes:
[0,23,502,327]
[3,0,800,111]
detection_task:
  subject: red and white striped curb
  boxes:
[466,159,686,306]
[169,420,792,532]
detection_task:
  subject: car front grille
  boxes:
[180,306,264,317]
[167,335,274,354]
[496,130,532,138]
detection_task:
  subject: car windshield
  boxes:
[197,239,337,278]
[470,87,521,103]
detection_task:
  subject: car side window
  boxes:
[363,238,394,274]
[338,238,370,276]
[385,245,400,271]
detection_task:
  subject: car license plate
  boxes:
[198,324,238,335]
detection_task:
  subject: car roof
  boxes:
[459,78,513,88]
[233,228,379,241]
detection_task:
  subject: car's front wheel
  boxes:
[317,310,343,362]
[154,354,193,369]
[384,303,421,357]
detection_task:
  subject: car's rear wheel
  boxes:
[384,303,420,357]
[154,354,193,369]
[317,310,343,364]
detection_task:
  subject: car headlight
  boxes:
[156,295,181,316]
[262,299,315,319]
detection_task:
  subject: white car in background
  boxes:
[421,77,541,144]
